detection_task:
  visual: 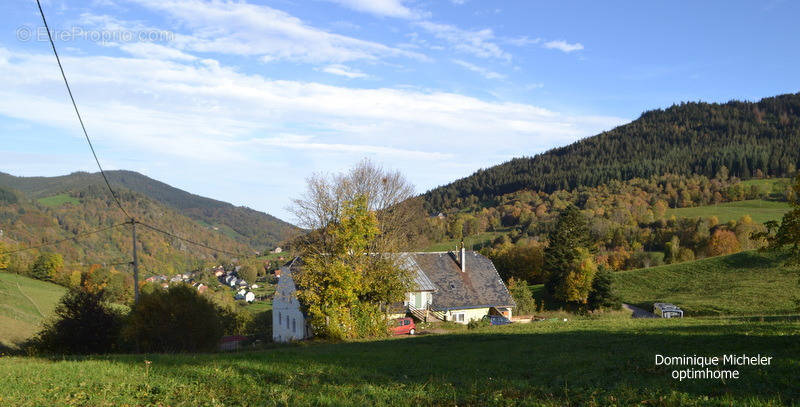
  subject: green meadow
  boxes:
[36,194,80,207]
[665,199,790,224]
[0,272,66,351]
[615,250,800,316]
[0,316,798,406]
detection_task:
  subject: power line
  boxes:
[136,220,247,258]
[0,222,129,256]
[35,0,131,221]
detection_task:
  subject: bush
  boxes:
[245,310,272,342]
[218,305,253,336]
[123,284,224,353]
[507,278,536,315]
[31,289,124,355]
[467,318,490,330]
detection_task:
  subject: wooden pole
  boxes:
[132,219,139,303]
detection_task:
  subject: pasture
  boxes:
[0,315,798,406]
[0,272,65,350]
[664,199,790,224]
[615,250,800,316]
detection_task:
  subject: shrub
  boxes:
[123,284,223,353]
[507,277,536,315]
[31,289,124,355]
[467,318,490,330]
[245,310,272,342]
[218,305,253,336]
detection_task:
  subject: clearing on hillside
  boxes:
[614,250,800,316]
[36,194,80,207]
[0,272,66,350]
[664,199,790,224]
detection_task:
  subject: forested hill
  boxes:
[424,92,800,212]
[0,170,296,250]
[0,182,252,277]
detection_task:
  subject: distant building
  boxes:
[235,289,247,300]
[272,247,283,254]
[245,291,255,302]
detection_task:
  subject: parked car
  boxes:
[483,315,512,325]
[391,317,416,335]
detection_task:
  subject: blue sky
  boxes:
[1,0,798,222]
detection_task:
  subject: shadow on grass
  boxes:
[89,322,800,405]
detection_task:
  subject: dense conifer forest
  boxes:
[424,93,800,212]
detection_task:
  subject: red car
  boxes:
[391,317,416,335]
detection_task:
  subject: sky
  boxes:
[1,0,799,223]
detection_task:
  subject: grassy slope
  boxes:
[664,199,790,224]
[615,250,800,316]
[1,316,798,405]
[36,194,80,207]
[0,272,66,350]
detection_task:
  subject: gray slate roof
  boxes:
[410,251,515,311]
[399,255,437,291]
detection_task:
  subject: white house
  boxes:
[272,249,515,343]
[245,291,256,303]
[272,258,313,342]
[235,289,247,300]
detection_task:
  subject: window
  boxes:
[292,318,296,333]
[278,312,282,325]
[287,317,290,329]
[453,313,465,323]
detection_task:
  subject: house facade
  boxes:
[272,258,313,342]
[272,250,515,343]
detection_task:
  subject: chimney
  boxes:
[460,240,465,273]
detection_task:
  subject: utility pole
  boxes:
[131,218,139,304]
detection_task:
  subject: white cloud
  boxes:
[506,36,541,47]
[543,40,584,53]
[452,59,505,80]
[416,21,511,61]
[0,46,625,218]
[322,0,417,19]
[320,64,369,79]
[111,0,425,63]
[119,43,197,61]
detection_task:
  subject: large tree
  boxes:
[755,174,800,265]
[291,159,426,254]
[544,205,594,303]
[290,160,418,339]
[0,242,8,271]
[30,252,63,281]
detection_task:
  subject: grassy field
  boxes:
[36,193,80,207]
[615,250,800,316]
[0,272,66,350]
[664,199,790,224]
[1,316,798,406]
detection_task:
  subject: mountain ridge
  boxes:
[0,170,296,250]
[423,92,800,212]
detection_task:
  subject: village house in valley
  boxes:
[272,248,515,342]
